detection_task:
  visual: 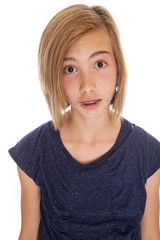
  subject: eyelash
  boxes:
[63,61,107,74]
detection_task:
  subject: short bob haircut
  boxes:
[38,4,127,130]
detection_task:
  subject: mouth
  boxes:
[79,99,101,105]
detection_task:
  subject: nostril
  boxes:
[81,89,94,94]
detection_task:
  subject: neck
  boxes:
[61,111,120,143]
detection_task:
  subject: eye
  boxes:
[64,66,76,74]
[95,61,107,69]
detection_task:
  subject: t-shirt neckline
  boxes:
[49,118,133,168]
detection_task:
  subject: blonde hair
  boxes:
[38,4,127,130]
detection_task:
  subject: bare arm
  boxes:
[17,166,41,240]
[141,168,160,240]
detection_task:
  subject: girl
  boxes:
[9,4,160,240]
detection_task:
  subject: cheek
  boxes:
[108,71,117,86]
[62,80,77,99]
[62,81,70,97]
[98,69,117,90]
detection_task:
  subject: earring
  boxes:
[115,86,118,92]
[65,101,70,107]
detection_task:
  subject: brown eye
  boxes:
[95,61,107,69]
[64,66,76,74]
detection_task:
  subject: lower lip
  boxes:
[80,101,101,110]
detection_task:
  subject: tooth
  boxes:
[84,100,97,104]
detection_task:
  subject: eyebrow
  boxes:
[63,50,110,62]
[90,50,110,59]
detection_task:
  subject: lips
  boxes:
[78,99,102,110]
[79,99,101,105]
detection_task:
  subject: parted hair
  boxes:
[38,4,127,130]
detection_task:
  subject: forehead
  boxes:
[65,28,113,57]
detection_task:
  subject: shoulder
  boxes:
[125,119,160,179]
[122,117,160,147]
[8,120,57,160]
[8,120,54,182]
[21,120,53,142]
[14,120,54,149]
[122,118,160,148]
[132,123,160,151]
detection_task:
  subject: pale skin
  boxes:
[17,29,160,239]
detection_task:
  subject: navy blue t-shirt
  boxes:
[8,118,160,240]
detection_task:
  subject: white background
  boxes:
[1,0,160,238]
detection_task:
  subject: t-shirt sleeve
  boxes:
[8,124,45,184]
[147,134,160,178]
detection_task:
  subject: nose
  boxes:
[79,71,95,94]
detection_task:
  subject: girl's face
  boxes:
[62,28,117,119]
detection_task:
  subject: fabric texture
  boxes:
[8,118,160,240]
